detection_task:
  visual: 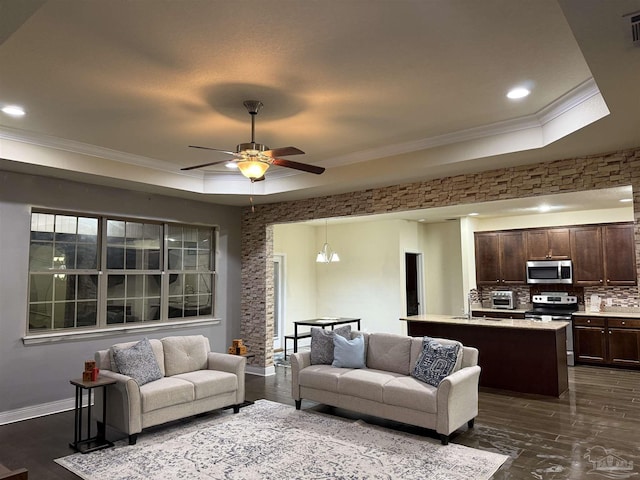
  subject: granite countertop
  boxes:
[472,307,640,320]
[400,314,569,331]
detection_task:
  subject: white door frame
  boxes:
[273,254,286,350]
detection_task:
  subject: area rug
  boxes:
[55,399,508,479]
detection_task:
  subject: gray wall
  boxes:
[0,170,241,414]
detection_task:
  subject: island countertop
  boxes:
[402,314,569,397]
[400,314,569,331]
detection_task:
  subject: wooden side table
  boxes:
[69,377,116,453]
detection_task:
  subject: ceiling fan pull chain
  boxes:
[250,179,255,213]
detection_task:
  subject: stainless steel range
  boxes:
[525,293,578,366]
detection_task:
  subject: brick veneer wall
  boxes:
[241,147,640,368]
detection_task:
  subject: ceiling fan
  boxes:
[183,100,325,181]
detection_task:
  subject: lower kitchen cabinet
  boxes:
[574,316,640,367]
[573,317,606,364]
[608,318,640,366]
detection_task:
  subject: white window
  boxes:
[27,212,216,333]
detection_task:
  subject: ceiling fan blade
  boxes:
[264,146,305,157]
[189,145,236,155]
[181,160,230,171]
[271,158,325,174]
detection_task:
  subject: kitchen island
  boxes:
[401,314,569,397]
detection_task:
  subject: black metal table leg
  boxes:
[69,377,116,453]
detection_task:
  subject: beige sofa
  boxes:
[94,335,246,445]
[291,332,480,445]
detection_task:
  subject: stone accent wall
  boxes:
[241,147,640,368]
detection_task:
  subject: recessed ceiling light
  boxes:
[468,212,479,216]
[507,87,530,100]
[538,204,551,212]
[1,105,26,117]
[619,198,633,203]
[225,162,238,169]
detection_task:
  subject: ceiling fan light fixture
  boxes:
[237,160,269,179]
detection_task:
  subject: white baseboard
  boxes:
[0,396,82,425]
[246,365,276,376]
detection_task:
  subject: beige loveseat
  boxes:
[94,335,246,445]
[291,332,480,445]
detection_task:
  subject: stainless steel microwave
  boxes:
[526,260,573,284]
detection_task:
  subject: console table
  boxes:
[69,377,116,453]
[286,317,361,358]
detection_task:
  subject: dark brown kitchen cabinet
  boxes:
[475,232,500,285]
[607,318,640,366]
[602,224,637,286]
[571,223,636,286]
[573,316,606,364]
[574,316,640,367]
[571,226,603,286]
[526,228,571,260]
[475,231,526,285]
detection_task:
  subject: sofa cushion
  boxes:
[109,338,165,376]
[412,337,461,387]
[410,337,463,373]
[310,325,352,365]
[139,377,195,413]
[112,338,163,386]
[383,376,438,413]
[366,333,412,375]
[173,370,238,400]
[298,365,351,393]
[162,335,209,376]
[332,334,366,369]
[337,369,404,402]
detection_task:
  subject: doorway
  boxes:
[405,252,423,316]
[273,254,285,351]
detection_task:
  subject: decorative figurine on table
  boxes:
[227,339,247,355]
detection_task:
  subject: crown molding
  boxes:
[0,125,184,175]
[0,77,602,192]
[320,77,601,169]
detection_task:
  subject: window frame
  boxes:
[25,209,219,342]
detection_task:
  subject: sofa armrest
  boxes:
[93,369,142,435]
[435,365,481,435]
[290,351,311,400]
[207,352,246,404]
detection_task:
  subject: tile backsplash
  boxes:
[480,285,640,311]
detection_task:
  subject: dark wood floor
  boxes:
[1,364,639,479]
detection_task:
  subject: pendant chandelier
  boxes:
[316,220,340,263]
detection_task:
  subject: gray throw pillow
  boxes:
[332,334,366,369]
[310,325,352,365]
[411,336,461,387]
[112,338,163,386]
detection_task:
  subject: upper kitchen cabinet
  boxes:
[526,228,571,260]
[475,231,526,285]
[571,223,637,286]
[602,224,637,286]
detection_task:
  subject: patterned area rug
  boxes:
[56,399,508,479]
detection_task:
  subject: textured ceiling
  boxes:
[0,0,639,208]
